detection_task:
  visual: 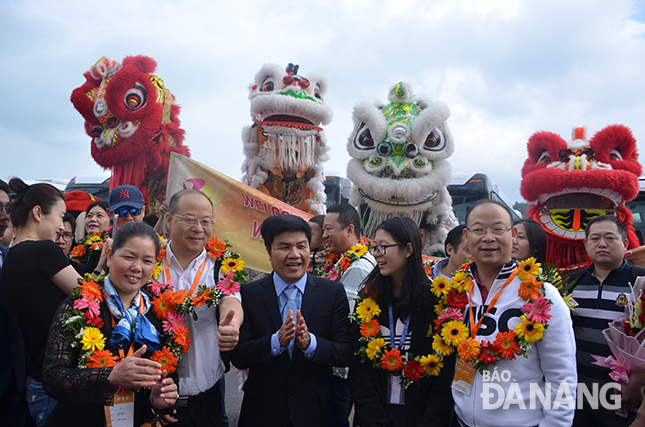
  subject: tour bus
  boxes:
[448,173,521,224]
[324,174,352,209]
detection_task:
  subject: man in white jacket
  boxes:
[452,200,577,427]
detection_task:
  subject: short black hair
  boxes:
[63,212,76,234]
[168,189,213,214]
[444,225,466,254]
[112,221,161,257]
[0,179,9,195]
[261,215,312,251]
[308,215,325,229]
[326,203,361,238]
[465,199,513,227]
[585,215,628,240]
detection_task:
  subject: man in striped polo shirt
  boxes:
[573,215,645,426]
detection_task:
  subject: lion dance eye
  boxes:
[609,149,623,161]
[260,81,274,92]
[377,141,394,157]
[403,142,419,158]
[423,127,446,152]
[124,84,147,110]
[314,85,323,100]
[537,150,551,164]
[353,124,375,151]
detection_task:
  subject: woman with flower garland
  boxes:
[42,221,178,426]
[348,216,455,427]
[69,201,112,276]
[3,178,82,426]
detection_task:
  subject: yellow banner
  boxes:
[167,153,313,273]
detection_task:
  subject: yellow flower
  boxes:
[517,257,540,281]
[419,354,443,376]
[152,263,163,279]
[356,298,381,323]
[431,276,451,297]
[86,233,101,244]
[366,338,386,360]
[432,334,454,356]
[514,315,545,343]
[434,303,444,315]
[221,258,246,275]
[349,243,368,258]
[563,294,578,311]
[451,271,472,293]
[441,320,469,346]
[81,327,105,352]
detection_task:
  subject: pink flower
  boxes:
[327,270,340,281]
[437,307,464,323]
[148,280,172,296]
[216,271,240,296]
[74,296,100,318]
[522,295,552,323]
[162,311,186,333]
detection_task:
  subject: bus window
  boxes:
[448,173,519,224]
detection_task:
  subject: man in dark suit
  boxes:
[231,214,352,427]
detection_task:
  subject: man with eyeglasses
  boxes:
[158,189,243,426]
[451,199,576,427]
[107,184,146,229]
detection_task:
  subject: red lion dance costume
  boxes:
[71,56,189,215]
[520,125,641,269]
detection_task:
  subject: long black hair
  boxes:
[513,218,547,265]
[364,216,434,317]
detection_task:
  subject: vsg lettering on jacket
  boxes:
[462,305,523,336]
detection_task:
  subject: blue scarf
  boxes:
[104,276,162,352]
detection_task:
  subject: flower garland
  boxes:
[69,230,108,264]
[423,258,436,277]
[313,243,370,281]
[350,291,445,388]
[430,257,552,373]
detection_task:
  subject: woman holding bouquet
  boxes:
[348,217,454,427]
[42,221,178,426]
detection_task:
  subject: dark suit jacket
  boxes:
[231,272,352,427]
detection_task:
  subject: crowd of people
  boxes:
[1,177,645,427]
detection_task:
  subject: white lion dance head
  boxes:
[241,63,331,215]
[347,82,457,254]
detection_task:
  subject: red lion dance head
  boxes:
[520,125,641,269]
[71,55,189,215]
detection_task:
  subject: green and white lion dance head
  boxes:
[347,82,456,254]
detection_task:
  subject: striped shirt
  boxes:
[572,260,642,385]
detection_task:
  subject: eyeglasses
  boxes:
[466,227,511,237]
[55,232,74,242]
[172,213,215,229]
[0,203,7,214]
[114,207,142,217]
[368,244,405,256]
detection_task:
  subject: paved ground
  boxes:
[223,369,244,427]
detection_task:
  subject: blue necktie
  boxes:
[282,285,299,357]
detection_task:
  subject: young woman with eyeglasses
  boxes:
[349,216,454,427]
[2,178,81,426]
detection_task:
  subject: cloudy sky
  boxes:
[2,0,645,205]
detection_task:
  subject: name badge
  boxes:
[388,374,405,405]
[177,354,190,378]
[105,390,134,427]
[451,359,476,396]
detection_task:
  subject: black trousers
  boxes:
[172,381,223,427]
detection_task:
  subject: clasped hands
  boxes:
[278,309,310,350]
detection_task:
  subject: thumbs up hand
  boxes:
[217,309,240,351]
[107,345,162,389]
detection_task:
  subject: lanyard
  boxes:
[388,304,411,351]
[108,293,145,359]
[163,257,208,297]
[467,267,518,339]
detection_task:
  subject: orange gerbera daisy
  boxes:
[205,236,227,259]
[169,289,188,305]
[518,276,541,301]
[380,348,405,372]
[86,349,118,368]
[79,278,103,302]
[151,292,174,320]
[90,242,104,251]
[494,331,521,360]
[191,290,212,308]
[338,256,352,271]
[71,245,85,258]
[173,327,191,353]
[325,252,340,263]
[360,319,381,338]
[151,347,178,374]
[457,337,481,362]
[156,246,167,263]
